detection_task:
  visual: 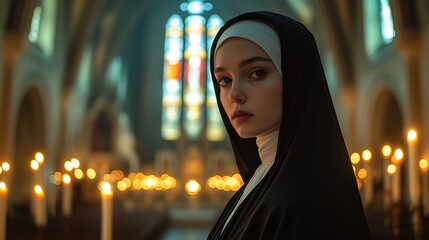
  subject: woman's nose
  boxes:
[229,81,246,104]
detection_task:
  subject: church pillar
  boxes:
[391,0,424,237]
[0,34,27,187]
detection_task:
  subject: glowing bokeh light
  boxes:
[74,169,84,179]
[62,174,71,184]
[64,161,73,171]
[362,150,372,161]
[86,168,96,179]
[358,169,367,179]
[30,160,39,171]
[407,129,417,141]
[35,152,44,163]
[350,153,360,164]
[419,159,428,172]
[382,145,392,157]
[1,162,10,171]
[387,164,397,174]
[185,179,201,196]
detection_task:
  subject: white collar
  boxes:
[256,130,279,164]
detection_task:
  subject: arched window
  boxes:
[363,0,395,57]
[28,0,57,56]
[380,0,395,44]
[161,15,184,140]
[161,0,225,141]
[206,14,225,141]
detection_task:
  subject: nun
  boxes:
[208,11,372,239]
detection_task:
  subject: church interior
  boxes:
[0,0,429,239]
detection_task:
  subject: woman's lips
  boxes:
[232,110,254,124]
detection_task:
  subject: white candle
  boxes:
[0,182,7,240]
[391,163,401,204]
[407,130,420,208]
[62,174,73,217]
[391,149,404,204]
[419,159,429,216]
[101,181,113,240]
[362,150,373,206]
[34,185,47,227]
[382,145,392,210]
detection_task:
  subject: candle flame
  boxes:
[34,185,44,197]
[71,158,80,169]
[62,174,71,184]
[30,160,40,171]
[35,152,44,163]
[0,181,7,193]
[392,148,404,163]
[2,162,10,171]
[407,129,417,141]
[64,161,73,171]
[185,179,201,195]
[101,181,112,195]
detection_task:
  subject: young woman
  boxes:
[207,11,372,239]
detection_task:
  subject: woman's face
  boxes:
[214,38,283,138]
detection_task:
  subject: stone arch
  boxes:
[11,87,45,208]
[81,97,119,202]
[370,87,404,190]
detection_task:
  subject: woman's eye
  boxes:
[217,78,232,86]
[250,69,266,79]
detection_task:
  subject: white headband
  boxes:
[215,20,282,77]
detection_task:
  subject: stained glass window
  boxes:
[183,15,206,139]
[380,0,395,44]
[28,0,57,56]
[206,15,225,141]
[363,0,396,56]
[161,1,224,141]
[161,15,184,140]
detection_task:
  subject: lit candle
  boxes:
[407,130,420,208]
[391,149,404,204]
[101,181,113,240]
[362,149,373,206]
[0,182,7,240]
[419,159,429,216]
[382,145,392,210]
[34,185,47,227]
[389,163,400,203]
[62,174,73,217]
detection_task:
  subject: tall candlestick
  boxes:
[34,185,47,227]
[62,174,73,217]
[0,182,7,240]
[101,181,113,240]
[407,130,420,208]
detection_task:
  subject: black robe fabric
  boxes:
[207,11,372,240]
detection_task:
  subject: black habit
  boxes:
[207,11,372,240]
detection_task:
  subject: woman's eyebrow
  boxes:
[239,56,272,68]
[214,56,272,73]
